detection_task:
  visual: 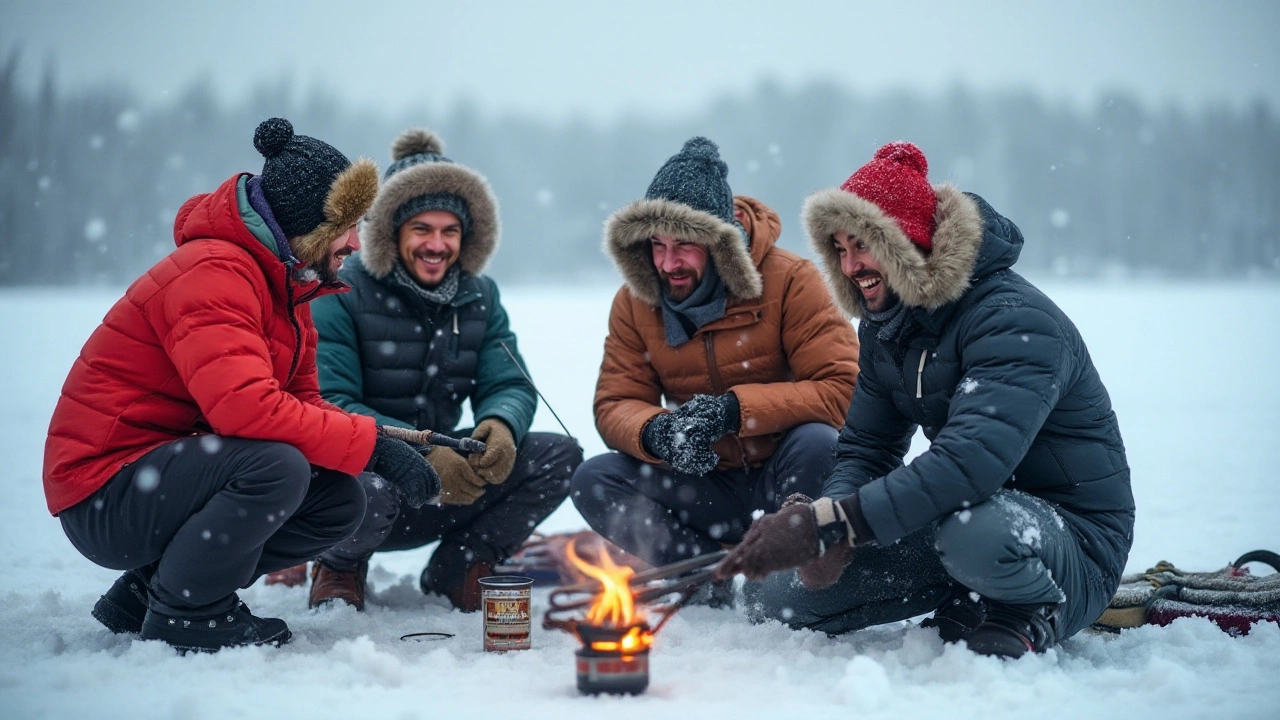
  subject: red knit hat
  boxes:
[840,141,937,252]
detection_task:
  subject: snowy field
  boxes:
[1,280,1278,720]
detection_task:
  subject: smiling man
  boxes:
[307,128,581,613]
[570,137,859,605]
[716,142,1135,659]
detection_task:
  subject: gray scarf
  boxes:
[861,290,916,365]
[391,262,461,306]
[659,260,728,347]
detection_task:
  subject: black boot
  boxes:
[92,569,151,634]
[965,602,1058,659]
[920,587,987,643]
[140,600,292,653]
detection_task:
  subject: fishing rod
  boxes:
[499,340,575,439]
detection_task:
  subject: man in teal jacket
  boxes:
[308,128,581,612]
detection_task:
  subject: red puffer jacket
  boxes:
[42,174,377,515]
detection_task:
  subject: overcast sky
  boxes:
[1,0,1276,122]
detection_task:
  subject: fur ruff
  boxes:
[290,158,379,268]
[803,183,982,318]
[603,198,762,307]
[361,159,499,279]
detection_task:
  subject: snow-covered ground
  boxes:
[1,280,1277,720]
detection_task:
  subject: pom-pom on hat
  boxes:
[644,136,737,228]
[253,117,378,267]
[839,141,937,251]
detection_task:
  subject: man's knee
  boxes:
[244,441,314,508]
[934,501,1024,588]
[569,453,634,511]
[784,423,840,453]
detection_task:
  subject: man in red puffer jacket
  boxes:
[43,118,442,653]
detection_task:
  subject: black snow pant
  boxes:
[59,436,365,617]
[744,489,1113,642]
[570,423,839,567]
[319,431,581,591]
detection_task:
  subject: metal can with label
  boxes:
[479,575,533,652]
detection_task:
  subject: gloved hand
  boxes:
[468,419,517,485]
[672,393,740,447]
[642,412,720,476]
[713,503,819,581]
[426,446,487,505]
[367,429,441,508]
[797,543,853,590]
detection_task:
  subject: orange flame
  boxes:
[565,538,643,628]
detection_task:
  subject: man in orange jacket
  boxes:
[570,137,859,604]
[43,119,441,653]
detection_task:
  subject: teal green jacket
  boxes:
[312,253,535,443]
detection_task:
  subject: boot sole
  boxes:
[169,628,294,655]
[92,595,145,634]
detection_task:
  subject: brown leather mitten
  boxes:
[469,419,517,485]
[713,503,819,581]
[796,543,853,590]
[426,447,486,505]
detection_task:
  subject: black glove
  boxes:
[641,393,740,476]
[642,412,720,475]
[367,428,442,508]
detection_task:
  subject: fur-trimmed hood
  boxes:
[360,129,500,280]
[803,183,1009,318]
[603,195,774,306]
[288,158,379,268]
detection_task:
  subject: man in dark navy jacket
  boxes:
[716,142,1134,659]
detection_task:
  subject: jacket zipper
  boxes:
[703,332,749,468]
[284,265,303,385]
[915,348,928,399]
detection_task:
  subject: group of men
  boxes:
[43,118,1133,659]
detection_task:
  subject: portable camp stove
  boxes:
[543,546,727,695]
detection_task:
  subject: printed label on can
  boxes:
[480,577,533,651]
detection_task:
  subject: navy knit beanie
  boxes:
[645,137,736,228]
[384,129,472,238]
[253,118,353,240]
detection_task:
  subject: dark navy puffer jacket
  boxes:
[803,185,1134,587]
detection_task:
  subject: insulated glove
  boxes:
[675,393,741,440]
[367,429,441,509]
[426,446,487,505]
[642,411,721,476]
[468,419,517,485]
[714,503,820,581]
[797,543,853,590]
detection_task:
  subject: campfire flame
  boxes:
[565,538,642,627]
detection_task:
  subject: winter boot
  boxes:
[92,568,151,634]
[421,560,494,613]
[921,588,987,643]
[264,562,310,587]
[965,602,1058,659]
[140,600,292,654]
[309,560,368,612]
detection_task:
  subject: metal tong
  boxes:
[543,549,728,635]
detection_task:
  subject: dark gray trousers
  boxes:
[744,490,1111,641]
[60,436,365,617]
[319,432,581,590]
[570,423,839,566]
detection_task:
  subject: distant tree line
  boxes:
[1,49,1276,286]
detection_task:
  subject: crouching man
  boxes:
[44,119,442,652]
[307,128,581,613]
[717,142,1134,658]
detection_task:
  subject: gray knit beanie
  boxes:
[384,129,472,238]
[645,137,736,227]
[253,118,353,240]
